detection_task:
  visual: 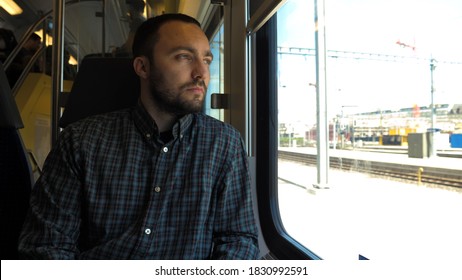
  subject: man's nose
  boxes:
[191,59,209,80]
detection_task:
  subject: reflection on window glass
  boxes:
[205,24,225,121]
[277,0,462,259]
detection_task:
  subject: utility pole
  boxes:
[429,57,437,157]
[396,40,438,157]
[313,0,329,189]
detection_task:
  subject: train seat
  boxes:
[59,56,140,128]
[0,62,33,259]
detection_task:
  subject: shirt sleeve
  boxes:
[211,136,259,260]
[18,126,82,259]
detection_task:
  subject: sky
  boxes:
[276,0,462,121]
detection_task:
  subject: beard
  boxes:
[148,68,206,117]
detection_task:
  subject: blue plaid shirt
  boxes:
[18,103,259,259]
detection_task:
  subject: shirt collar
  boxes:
[132,101,193,142]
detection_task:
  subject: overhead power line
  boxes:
[277,47,462,65]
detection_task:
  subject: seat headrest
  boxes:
[59,56,140,128]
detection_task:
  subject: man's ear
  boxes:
[133,56,150,79]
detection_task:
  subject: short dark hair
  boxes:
[127,0,145,12]
[132,13,201,61]
[29,33,41,42]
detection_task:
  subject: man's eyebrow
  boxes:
[170,46,213,60]
[205,50,214,60]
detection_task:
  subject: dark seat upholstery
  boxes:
[59,56,140,128]
[0,62,33,259]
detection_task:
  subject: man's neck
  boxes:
[140,95,177,133]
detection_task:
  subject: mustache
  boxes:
[179,79,207,91]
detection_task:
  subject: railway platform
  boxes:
[279,146,462,171]
[277,159,462,261]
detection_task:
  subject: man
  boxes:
[18,14,259,259]
[116,0,146,56]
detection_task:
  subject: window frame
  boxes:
[254,14,321,260]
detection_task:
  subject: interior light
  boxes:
[0,0,23,15]
[33,29,53,46]
[68,55,78,66]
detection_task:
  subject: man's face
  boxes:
[25,39,41,52]
[147,21,213,116]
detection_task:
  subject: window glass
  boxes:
[277,0,462,259]
[205,24,225,121]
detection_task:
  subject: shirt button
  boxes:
[162,147,168,153]
[145,228,151,235]
[146,133,151,139]
[154,186,161,192]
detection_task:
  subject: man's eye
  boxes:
[177,54,192,61]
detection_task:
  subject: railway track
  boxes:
[355,146,462,158]
[278,150,462,189]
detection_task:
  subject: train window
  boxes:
[66,1,134,58]
[205,23,225,121]
[275,0,462,259]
